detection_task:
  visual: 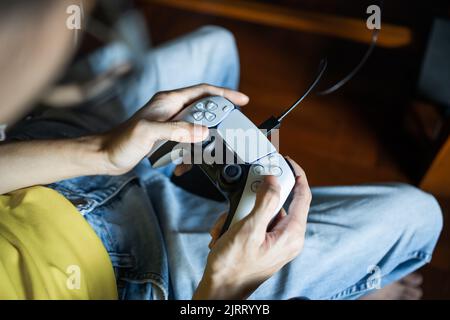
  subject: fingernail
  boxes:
[238,93,249,102]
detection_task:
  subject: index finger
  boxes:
[171,83,250,107]
[209,212,228,249]
[285,158,311,228]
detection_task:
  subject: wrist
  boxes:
[194,274,239,300]
[193,269,252,300]
[74,135,113,176]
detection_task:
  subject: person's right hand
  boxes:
[194,158,311,300]
[98,84,249,175]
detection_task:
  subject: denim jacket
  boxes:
[49,169,170,300]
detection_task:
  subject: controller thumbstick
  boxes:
[221,165,242,184]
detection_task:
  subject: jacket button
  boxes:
[70,198,88,209]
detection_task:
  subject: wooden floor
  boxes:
[141,4,450,299]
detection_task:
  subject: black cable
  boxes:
[278,58,328,121]
[318,0,384,95]
[318,29,380,95]
[258,2,385,136]
[259,58,328,136]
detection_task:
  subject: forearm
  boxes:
[0,136,110,194]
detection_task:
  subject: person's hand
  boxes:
[194,159,311,300]
[98,84,249,175]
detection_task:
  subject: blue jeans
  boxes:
[9,26,443,300]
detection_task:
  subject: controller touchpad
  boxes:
[217,110,276,164]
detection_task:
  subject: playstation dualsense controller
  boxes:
[149,96,296,233]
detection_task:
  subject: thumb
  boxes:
[246,176,281,236]
[151,121,209,143]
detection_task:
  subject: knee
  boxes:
[197,25,238,59]
[386,184,443,241]
[199,25,237,47]
[194,25,239,88]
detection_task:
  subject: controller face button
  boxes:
[253,165,265,175]
[222,105,232,112]
[222,165,242,184]
[269,166,283,176]
[204,111,216,121]
[268,155,278,163]
[195,102,206,111]
[206,101,218,111]
[193,111,204,121]
[251,181,262,192]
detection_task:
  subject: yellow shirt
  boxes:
[0,186,118,300]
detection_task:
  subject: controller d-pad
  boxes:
[192,101,218,122]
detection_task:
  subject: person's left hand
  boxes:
[194,159,311,300]
[99,84,249,175]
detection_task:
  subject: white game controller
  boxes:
[149,96,296,233]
